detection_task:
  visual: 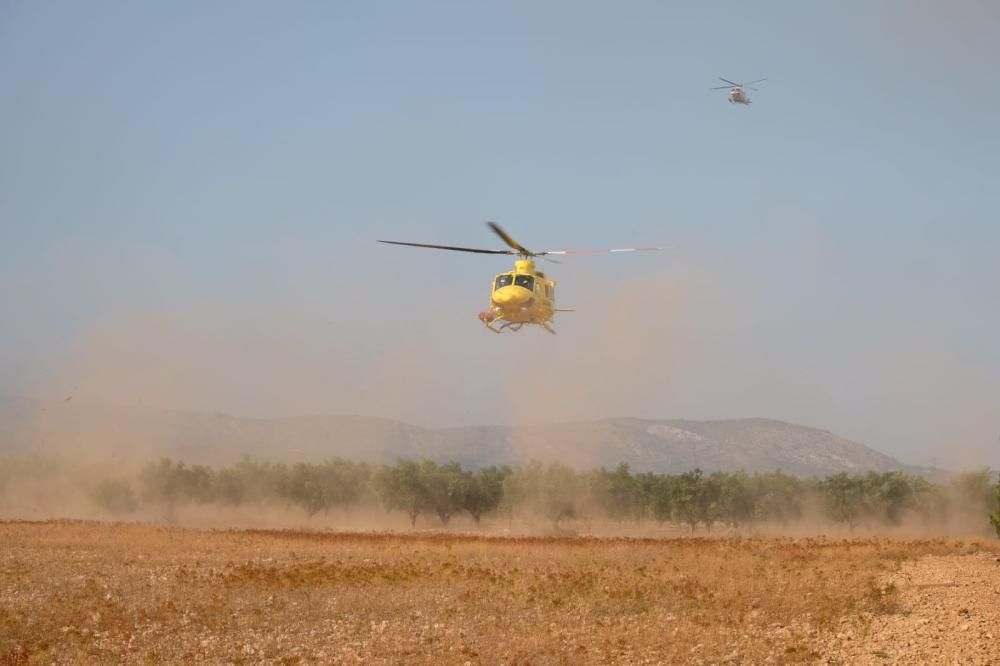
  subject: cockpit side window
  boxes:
[514,275,534,290]
[494,274,513,290]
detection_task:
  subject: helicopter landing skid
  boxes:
[478,312,554,334]
[479,311,500,333]
[478,312,527,334]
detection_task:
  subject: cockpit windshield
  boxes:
[514,275,534,290]
[494,274,513,290]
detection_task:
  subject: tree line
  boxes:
[1,455,997,535]
[80,458,1000,535]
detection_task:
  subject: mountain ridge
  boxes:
[0,397,941,477]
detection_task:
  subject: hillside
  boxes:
[0,396,931,476]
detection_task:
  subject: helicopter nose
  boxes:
[492,285,530,307]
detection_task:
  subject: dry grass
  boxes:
[1,521,997,665]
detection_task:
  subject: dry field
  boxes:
[1,521,998,665]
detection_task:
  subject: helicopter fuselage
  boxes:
[479,259,557,333]
[728,87,750,104]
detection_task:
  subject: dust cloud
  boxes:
[497,272,690,468]
[10,239,1000,480]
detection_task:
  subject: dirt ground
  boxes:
[1,521,998,665]
[821,552,1000,664]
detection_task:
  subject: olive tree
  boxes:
[373,459,431,528]
[990,478,1000,538]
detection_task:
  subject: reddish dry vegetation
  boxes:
[1,521,997,665]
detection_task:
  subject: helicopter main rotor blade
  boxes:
[377,240,513,255]
[710,85,734,90]
[541,246,671,256]
[718,77,741,87]
[745,78,768,85]
[486,221,533,256]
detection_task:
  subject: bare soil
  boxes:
[820,552,1000,664]
[1,521,998,664]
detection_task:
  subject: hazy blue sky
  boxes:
[1,1,998,467]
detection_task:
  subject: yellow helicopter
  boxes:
[379,222,665,334]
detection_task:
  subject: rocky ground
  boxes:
[2,522,998,664]
[821,552,1000,664]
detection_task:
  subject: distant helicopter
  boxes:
[711,77,767,105]
[378,222,666,334]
